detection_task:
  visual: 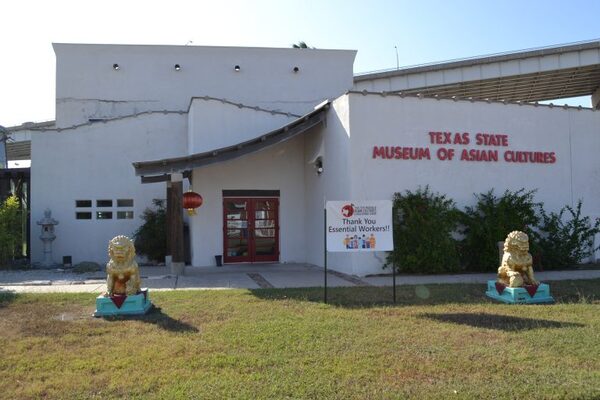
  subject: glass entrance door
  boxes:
[223,198,279,263]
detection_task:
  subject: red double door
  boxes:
[223,198,279,263]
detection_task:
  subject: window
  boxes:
[96,211,113,220]
[76,212,92,220]
[76,198,133,221]
[97,200,113,207]
[117,199,134,207]
[117,211,134,219]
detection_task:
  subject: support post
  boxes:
[165,183,172,263]
[592,86,600,110]
[392,261,396,303]
[324,208,328,304]
[26,177,31,259]
[168,173,185,275]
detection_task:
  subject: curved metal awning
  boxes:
[133,101,329,182]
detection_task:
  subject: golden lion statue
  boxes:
[105,235,141,296]
[497,231,539,287]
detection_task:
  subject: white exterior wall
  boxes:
[303,128,327,267]
[30,114,187,264]
[303,97,356,270]
[31,43,357,265]
[569,110,600,252]
[317,96,355,274]
[336,94,600,275]
[190,135,307,267]
[188,98,294,154]
[54,44,356,128]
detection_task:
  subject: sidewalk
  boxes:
[1,264,599,293]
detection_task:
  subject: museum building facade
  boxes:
[29,41,600,275]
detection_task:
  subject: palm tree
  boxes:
[292,41,314,49]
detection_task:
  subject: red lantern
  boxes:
[183,191,203,216]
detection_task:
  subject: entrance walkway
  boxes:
[1,263,599,293]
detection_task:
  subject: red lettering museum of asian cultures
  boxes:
[373,131,557,164]
[372,146,431,160]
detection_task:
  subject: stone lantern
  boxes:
[37,209,59,267]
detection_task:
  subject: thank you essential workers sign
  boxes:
[326,200,393,252]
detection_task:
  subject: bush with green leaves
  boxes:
[460,189,542,272]
[0,195,23,265]
[533,200,600,269]
[386,186,461,273]
[133,199,166,263]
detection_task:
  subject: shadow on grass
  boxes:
[0,290,18,308]
[102,306,199,333]
[418,312,585,332]
[250,279,600,308]
[250,284,491,308]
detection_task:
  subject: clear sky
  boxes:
[1,0,599,127]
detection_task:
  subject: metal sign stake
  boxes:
[324,208,328,304]
[393,261,396,303]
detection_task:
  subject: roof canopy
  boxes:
[6,141,31,161]
[133,102,329,182]
[355,40,600,103]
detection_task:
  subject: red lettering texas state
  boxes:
[428,132,470,145]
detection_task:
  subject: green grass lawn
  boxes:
[1,280,599,399]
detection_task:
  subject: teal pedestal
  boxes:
[94,289,153,317]
[485,280,554,304]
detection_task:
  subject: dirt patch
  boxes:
[0,300,97,338]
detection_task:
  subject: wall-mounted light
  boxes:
[174,64,181,71]
[315,157,323,176]
[234,65,241,72]
[293,66,300,73]
[113,63,120,70]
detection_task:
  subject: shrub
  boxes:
[386,186,461,273]
[460,189,541,272]
[0,195,23,265]
[534,200,600,269]
[133,199,166,263]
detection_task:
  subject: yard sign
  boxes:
[326,200,393,252]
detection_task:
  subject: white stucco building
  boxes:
[28,41,600,275]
